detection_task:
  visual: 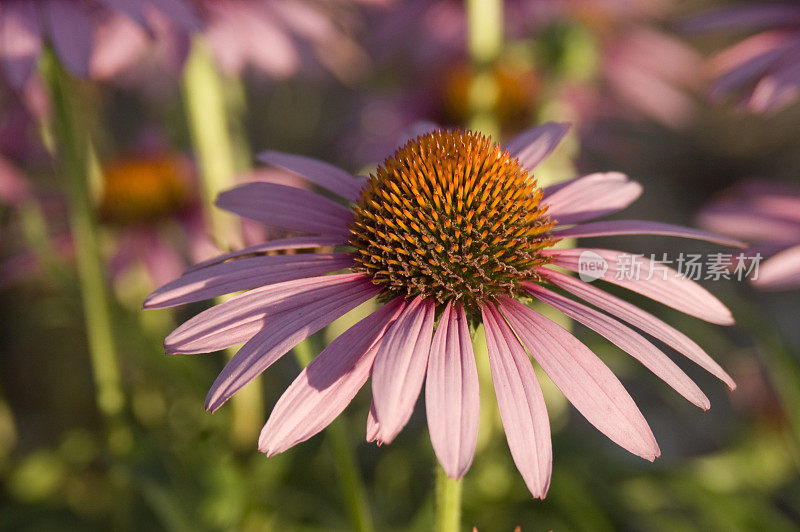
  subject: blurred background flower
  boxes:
[0,0,200,88]
[698,180,800,290]
[683,2,800,114]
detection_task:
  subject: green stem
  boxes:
[465,0,503,136]
[292,341,375,532]
[435,465,462,532]
[182,38,263,448]
[41,50,125,428]
[18,199,73,289]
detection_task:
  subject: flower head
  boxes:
[350,130,556,310]
[698,180,800,290]
[146,122,739,498]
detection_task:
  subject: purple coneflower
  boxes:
[698,180,800,290]
[0,0,199,87]
[683,3,800,113]
[146,123,739,498]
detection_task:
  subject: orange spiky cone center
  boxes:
[349,130,557,311]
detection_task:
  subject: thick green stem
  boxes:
[465,0,503,136]
[182,38,262,448]
[435,465,462,532]
[41,50,125,427]
[292,341,375,532]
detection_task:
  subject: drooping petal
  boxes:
[371,296,435,444]
[205,278,380,412]
[366,401,381,444]
[481,303,551,499]
[165,273,374,355]
[259,299,405,456]
[543,173,643,225]
[525,283,710,410]
[44,0,93,78]
[753,244,800,290]
[500,297,660,461]
[184,235,344,273]
[712,34,800,98]
[144,253,354,308]
[98,0,150,29]
[425,303,479,479]
[546,248,735,325]
[0,1,41,88]
[504,122,570,171]
[697,206,800,243]
[681,5,800,33]
[554,220,745,247]
[257,151,364,201]
[215,182,353,236]
[543,269,735,389]
[749,57,800,113]
[150,0,202,32]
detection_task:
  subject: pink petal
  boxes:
[697,207,800,243]
[141,232,185,288]
[604,51,695,129]
[681,5,800,33]
[371,296,435,444]
[749,58,800,113]
[89,14,148,80]
[753,244,800,290]
[0,1,41,88]
[149,0,202,32]
[257,151,363,201]
[144,253,354,309]
[164,273,375,355]
[554,220,745,247]
[366,401,381,444]
[204,278,381,412]
[713,35,800,98]
[481,303,551,499]
[526,283,710,410]
[0,156,31,205]
[44,0,93,78]
[543,173,643,225]
[504,122,570,171]
[98,0,150,29]
[215,183,353,236]
[546,248,735,325]
[259,299,405,456]
[543,269,735,389]
[425,303,479,479]
[500,298,660,461]
[184,236,344,273]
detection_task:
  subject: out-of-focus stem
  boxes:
[41,50,125,429]
[182,38,262,449]
[434,465,462,532]
[18,200,72,289]
[466,0,503,137]
[182,38,242,244]
[292,341,375,532]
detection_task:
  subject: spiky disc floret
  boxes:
[349,130,557,311]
